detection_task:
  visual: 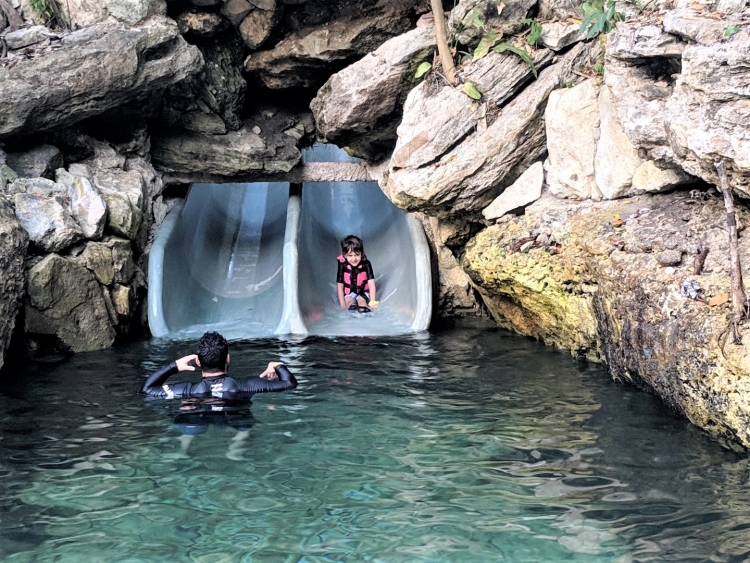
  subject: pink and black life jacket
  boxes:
[336,254,374,297]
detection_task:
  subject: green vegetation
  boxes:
[493,42,538,77]
[579,0,624,39]
[414,62,432,79]
[462,81,482,100]
[523,19,544,47]
[724,25,740,38]
[28,0,67,28]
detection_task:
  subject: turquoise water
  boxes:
[1,322,749,562]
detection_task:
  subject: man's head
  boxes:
[196,331,229,373]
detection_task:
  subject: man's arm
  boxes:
[138,354,199,397]
[237,362,298,394]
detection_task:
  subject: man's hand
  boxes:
[260,361,281,380]
[175,354,200,372]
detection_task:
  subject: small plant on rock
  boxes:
[579,0,624,39]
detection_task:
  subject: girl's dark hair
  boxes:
[197,331,228,370]
[341,235,364,254]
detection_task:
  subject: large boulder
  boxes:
[310,24,436,161]
[462,189,750,448]
[384,44,591,217]
[0,17,203,139]
[605,13,750,196]
[92,169,148,241]
[244,1,419,90]
[160,29,247,132]
[5,145,63,179]
[12,193,84,252]
[152,108,314,183]
[25,254,116,352]
[0,195,28,371]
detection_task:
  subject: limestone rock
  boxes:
[56,0,108,28]
[67,176,108,240]
[666,37,750,195]
[0,17,203,139]
[594,84,643,199]
[75,237,135,285]
[482,161,544,220]
[176,10,229,37]
[540,22,582,52]
[607,22,686,60]
[545,79,600,200]
[238,5,276,49]
[153,108,313,182]
[106,0,167,27]
[604,59,674,161]
[93,170,147,240]
[5,145,63,179]
[632,160,692,193]
[112,284,134,317]
[12,193,84,252]
[6,177,63,197]
[222,0,254,26]
[311,24,436,161]
[538,0,581,19]
[161,30,246,131]
[4,25,54,50]
[389,46,554,171]
[25,254,116,352]
[244,2,416,90]
[663,9,743,45]
[385,43,591,216]
[0,195,28,371]
[422,215,481,317]
[181,112,228,135]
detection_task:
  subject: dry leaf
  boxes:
[252,126,261,134]
[708,293,730,306]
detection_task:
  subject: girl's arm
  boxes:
[367,279,377,306]
[337,282,346,308]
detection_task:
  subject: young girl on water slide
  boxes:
[336,235,378,313]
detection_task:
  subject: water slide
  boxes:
[148,145,431,339]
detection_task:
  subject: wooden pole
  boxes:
[430,0,456,85]
[716,160,747,343]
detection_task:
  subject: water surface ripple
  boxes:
[1,323,748,562]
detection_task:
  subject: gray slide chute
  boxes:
[297,144,431,336]
[148,145,431,339]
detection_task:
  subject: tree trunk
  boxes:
[716,160,747,343]
[430,0,456,85]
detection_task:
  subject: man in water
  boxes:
[138,331,297,399]
[139,331,297,459]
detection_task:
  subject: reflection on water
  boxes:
[1,322,749,562]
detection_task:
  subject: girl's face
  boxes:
[344,250,362,266]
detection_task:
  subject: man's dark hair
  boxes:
[341,235,364,255]
[196,331,228,370]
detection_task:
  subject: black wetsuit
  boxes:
[138,362,297,399]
